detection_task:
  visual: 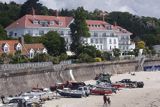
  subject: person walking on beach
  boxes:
[107,97,111,107]
[103,94,107,104]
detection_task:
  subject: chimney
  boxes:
[56,10,59,17]
[114,21,117,26]
[19,37,24,45]
[32,7,36,16]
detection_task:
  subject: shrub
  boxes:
[59,53,68,61]
[52,56,60,64]
[78,53,95,63]
[94,57,102,62]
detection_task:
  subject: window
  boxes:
[9,31,13,37]
[100,38,103,43]
[59,22,63,26]
[50,21,54,25]
[100,45,103,50]
[110,46,112,50]
[91,39,93,43]
[102,33,106,37]
[114,39,116,44]
[40,21,48,27]
[14,33,17,36]
[39,31,44,35]
[60,31,64,35]
[33,20,38,24]
[109,39,112,44]
[30,52,34,58]
[95,39,98,43]
[16,46,22,51]
[110,33,114,37]
[94,32,98,37]
[4,47,9,52]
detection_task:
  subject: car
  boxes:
[117,79,144,88]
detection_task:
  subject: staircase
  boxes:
[136,56,146,71]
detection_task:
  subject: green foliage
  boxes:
[23,34,42,43]
[113,48,120,58]
[0,25,7,40]
[78,53,95,63]
[133,48,139,57]
[43,31,66,56]
[76,45,97,58]
[59,53,68,61]
[52,56,60,64]
[24,34,33,43]
[70,7,90,53]
[136,41,145,49]
[94,57,102,62]
[0,53,13,64]
[101,51,112,61]
[0,2,20,27]
[20,0,49,17]
[31,53,50,62]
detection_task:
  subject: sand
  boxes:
[43,71,160,107]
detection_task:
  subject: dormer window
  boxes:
[16,43,22,51]
[50,21,54,25]
[59,21,63,26]
[33,20,38,24]
[3,43,9,53]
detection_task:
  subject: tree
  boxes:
[136,41,145,49]
[76,45,97,58]
[113,48,120,58]
[102,51,112,61]
[43,31,66,56]
[20,0,49,17]
[24,34,33,43]
[78,53,95,63]
[70,7,90,54]
[31,53,50,62]
[0,25,7,40]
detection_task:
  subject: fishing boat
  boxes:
[57,88,82,98]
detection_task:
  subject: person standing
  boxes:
[103,94,107,104]
[107,97,111,107]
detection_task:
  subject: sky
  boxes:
[1,0,160,18]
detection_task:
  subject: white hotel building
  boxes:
[5,15,135,54]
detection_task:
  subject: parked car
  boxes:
[117,79,144,88]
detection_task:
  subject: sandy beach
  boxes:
[43,71,160,107]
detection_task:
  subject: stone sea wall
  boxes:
[0,59,160,96]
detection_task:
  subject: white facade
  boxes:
[5,15,134,53]
[153,45,160,53]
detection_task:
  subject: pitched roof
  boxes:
[22,43,46,55]
[5,14,132,35]
[0,40,20,54]
[86,20,111,30]
[5,15,73,29]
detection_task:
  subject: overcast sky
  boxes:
[1,0,160,18]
